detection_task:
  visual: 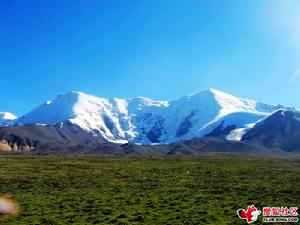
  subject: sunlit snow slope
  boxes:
[15,89,282,144]
[0,112,17,126]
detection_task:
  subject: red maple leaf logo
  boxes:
[237,205,261,224]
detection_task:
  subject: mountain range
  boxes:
[0,89,299,154]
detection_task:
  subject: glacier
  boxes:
[14,89,284,144]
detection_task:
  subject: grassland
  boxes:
[0,154,299,225]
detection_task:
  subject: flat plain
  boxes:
[0,154,299,225]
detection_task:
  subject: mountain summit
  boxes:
[0,112,17,126]
[13,89,282,144]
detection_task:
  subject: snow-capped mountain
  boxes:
[0,112,17,126]
[14,89,284,144]
[158,89,279,142]
[16,92,168,143]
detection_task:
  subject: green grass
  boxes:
[0,155,299,225]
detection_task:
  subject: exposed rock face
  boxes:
[242,110,300,152]
[205,121,236,138]
[176,111,196,137]
[146,118,165,143]
[0,122,106,153]
[0,140,12,152]
[0,140,33,152]
[0,123,272,155]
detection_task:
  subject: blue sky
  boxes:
[1,1,300,115]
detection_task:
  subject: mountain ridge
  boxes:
[242,109,300,151]
[7,89,285,143]
[1,89,297,153]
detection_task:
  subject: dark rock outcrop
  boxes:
[242,110,300,152]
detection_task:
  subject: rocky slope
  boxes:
[242,110,300,152]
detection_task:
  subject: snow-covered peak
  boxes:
[189,88,258,115]
[17,91,81,125]
[14,88,283,144]
[16,91,147,143]
[0,112,17,126]
[0,112,17,120]
[17,91,110,124]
